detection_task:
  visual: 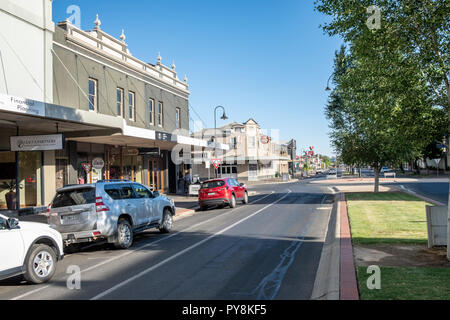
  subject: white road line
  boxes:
[91,190,292,300]
[10,191,276,301]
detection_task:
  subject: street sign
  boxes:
[81,162,92,173]
[92,158,104,170]
[211,159,222,169]
[260,135,270,144]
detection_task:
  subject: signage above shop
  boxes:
[155,131,172,142]
[0,93,45,117]
[123,148,139,156]
[139,147,160,156]
[10,134,63,151]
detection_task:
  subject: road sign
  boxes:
[81,162,92,173]
[211,159,222,169]
[260,135,270,144]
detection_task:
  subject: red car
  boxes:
[198,178,248,210]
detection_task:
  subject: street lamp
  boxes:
[213,106,228,177]
[325,74,333,91]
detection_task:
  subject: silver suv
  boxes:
[47,180,176,249]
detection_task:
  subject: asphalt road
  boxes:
[400,182,449,205]
[0,179,335,300]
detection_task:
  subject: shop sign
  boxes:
[139,147,160,156]
[0,93,45,117]
[81,162,92,173]
[10,134,63,151]
[155,131,172,142]
[92,158,105,170]
[123,148,139,156]
[260,135,270,144]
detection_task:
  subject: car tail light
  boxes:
[93,231,101,236]
[45,203,52,217]
[96,197,110,212]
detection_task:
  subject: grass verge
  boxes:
[357,266,450,300]
[346,192,430,245]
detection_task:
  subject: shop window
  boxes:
[19,152,42,207]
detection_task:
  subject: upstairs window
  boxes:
[88,78,98,111]
[116,88,124,116]
[128,91,135,121]
[157,102,163,126]
[149,99,154,125]
[176,107,181,129]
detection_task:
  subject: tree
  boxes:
[318,0,449,192]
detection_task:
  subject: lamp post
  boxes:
[325,74,333,91]
[213,106,228,178]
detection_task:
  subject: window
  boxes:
[52,187,96,208]
[231,137,237,149]
[201,180,225,189]
[116,88,124,116]
[132,184,152,198]
[157,101,163,126]
[119,184,136,199]
[175,108,181,129]
[104,185,122,200]
[0,217,7,230]
[128,92,135,121]
[88,78,98,111]
[248,136,256,148]
[149,99,154,125]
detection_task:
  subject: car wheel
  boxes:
[24,244,57,284]
[242,191,248,204]
[114,219,133,249]
[159,209,173,233]
[229,194,236,208]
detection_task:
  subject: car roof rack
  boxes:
[97,179,132,183]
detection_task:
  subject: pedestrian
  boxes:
[184,170,192,196]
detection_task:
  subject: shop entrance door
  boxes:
[148,159,164,193]
[55,159,68,190]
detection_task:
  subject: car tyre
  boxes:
[24,244,57,284]
[114,219,133,249]
[229,194,236,208]
[159,209,173,233]
[242,191,248,204]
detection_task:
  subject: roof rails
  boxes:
[97,179,132,183]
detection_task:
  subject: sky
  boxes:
[52,0,343,157]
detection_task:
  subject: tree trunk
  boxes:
[374,166,380,193]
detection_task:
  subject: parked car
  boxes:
[46,180,176,250]
[0,214,64,284]
[198,178,248,210]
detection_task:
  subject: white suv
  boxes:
[0,214,64,284]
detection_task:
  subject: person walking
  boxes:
[184,170,192,196]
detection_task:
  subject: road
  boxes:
[400,182,448,205]
[0,179,335,300]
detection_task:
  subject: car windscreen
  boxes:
[52,187,96,208]
[201,181,225,189]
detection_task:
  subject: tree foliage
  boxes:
[317,0,449,191]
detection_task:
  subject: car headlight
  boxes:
[170,198,175,206]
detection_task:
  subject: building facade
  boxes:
[192,119,290,181]
[0,7,219,209]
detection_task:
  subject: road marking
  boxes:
[91,190,292,300]
[9,191,276,300]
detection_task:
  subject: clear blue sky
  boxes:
[52,0,342,157]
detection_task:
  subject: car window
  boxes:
[52,187,96,208]
[201,180,225,189]
[227,179,237,187]
[132,184,152,198]
[104,185,122,200]
[119,184,136,199]
[0,218,7,230]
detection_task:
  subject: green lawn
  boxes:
[346,192,430,244]
[357,266,450,300]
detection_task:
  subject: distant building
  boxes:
[192,119,290,181]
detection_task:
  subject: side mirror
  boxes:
[239,183,246,187]
[8,218,20,229]
[153,191,160,198]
